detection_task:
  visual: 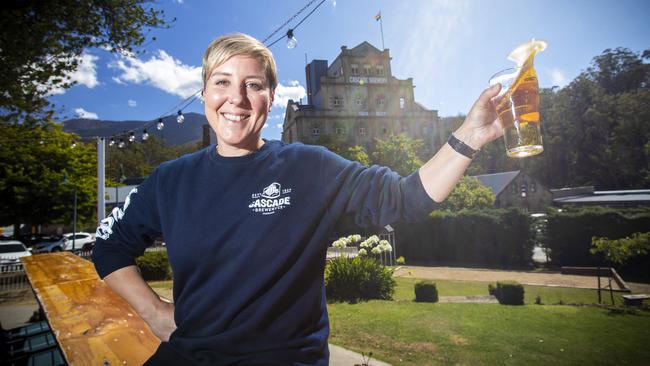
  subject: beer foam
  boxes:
[507,39,547,67]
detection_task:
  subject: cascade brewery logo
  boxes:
[249,182,292,215]
[96,187,138,240]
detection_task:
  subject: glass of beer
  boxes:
[489,48,543,158]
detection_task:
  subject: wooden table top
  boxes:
[22,252,160,365]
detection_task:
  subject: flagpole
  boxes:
[379,15,385,50]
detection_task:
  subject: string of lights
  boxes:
[6,0,327,149]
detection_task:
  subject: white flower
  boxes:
[379,240,390,246]
[384,244,392,252]
[371,247,381,255]
[358,248,367,256]
[332,239,347,248]
[369,235,380,244]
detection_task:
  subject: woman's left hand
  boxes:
[453,83,504,151]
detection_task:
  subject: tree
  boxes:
[342,145,370,166]
[371,134,424,176]
[0,123,97,232]
[0,1,171,123]
[438,176,495,211]
[591,232,650,267]
[105,136,201,180]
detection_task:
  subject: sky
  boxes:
[48,0,650,141]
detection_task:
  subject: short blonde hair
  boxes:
[202,33,278,91]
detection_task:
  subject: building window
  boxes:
[376,97,385,106]
[382,127,388,135]
[336,127,346,135]
[332,96,343,107]
[364,64,371,75]
[355,98,363,106]
[351,64,359,75]
[400,97,405,109]
[359,127,367,136]
[312,127,320,136]
[376,65,384,75]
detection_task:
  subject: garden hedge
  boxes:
[545,207,650,276]
[394,208,533,267]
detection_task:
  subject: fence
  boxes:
[0,263,29,291]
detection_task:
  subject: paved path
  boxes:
[393,266,650,293]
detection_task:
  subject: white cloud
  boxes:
[75,107,98,119]
[46,53,99,95]
[263,123,269,129]
[275,123,283,129]
[110,50,202,98]
[173,0,184,3]
[274,81,306,107]
[548,68,568,88]
[128,99,137,107]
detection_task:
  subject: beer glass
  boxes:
[489,56,543,158]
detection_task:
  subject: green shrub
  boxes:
[414,280,438,303]
[494,281,524,305]
[488,283,496,296]
[396,256,405,265]
[135,251,170,281]
[325,257,395,303]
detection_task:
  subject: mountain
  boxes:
[62,112,210,146]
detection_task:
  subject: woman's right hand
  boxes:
[144,299,177,342]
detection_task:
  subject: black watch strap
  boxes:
[447,133,479,159]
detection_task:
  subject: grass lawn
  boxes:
[147,278,650,365]
[328,277,650,365]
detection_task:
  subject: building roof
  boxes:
[472,170,521,196]
[554,190,650,204]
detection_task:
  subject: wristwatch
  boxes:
[447,133,479,159]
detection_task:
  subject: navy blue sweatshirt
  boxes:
[92,140,436,365]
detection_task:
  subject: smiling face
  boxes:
[203,55,274,157]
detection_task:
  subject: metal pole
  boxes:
[97,137,105,225]
[72,188,77,252]
[379,16,385,50]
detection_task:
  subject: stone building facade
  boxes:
[473,170,553,213]
[282,41,448,154]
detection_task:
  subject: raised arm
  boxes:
[419,84,503,203]
[104,265,176,341]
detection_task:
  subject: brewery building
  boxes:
[281,41,449,155]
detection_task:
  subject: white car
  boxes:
[32,232,95,253]
[0,240,32,265]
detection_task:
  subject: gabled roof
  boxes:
[472,170,521,196]
[347,41,383,56]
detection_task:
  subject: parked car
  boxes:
[32,232,95,253]
[0,240,32,265]
[17,234,61,248]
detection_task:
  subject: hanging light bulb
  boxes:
[118,138,125,148]
[142,129,149,141]
[286,29,298,49]
[129,132,135,142]
[39,140,44,144]
[177,110,185,124]
[71,142,77,148]
[157,118,164,130]
[109,138,115,147]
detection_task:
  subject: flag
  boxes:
[374,11,381,21]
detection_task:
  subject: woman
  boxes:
[92,33,502,365]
